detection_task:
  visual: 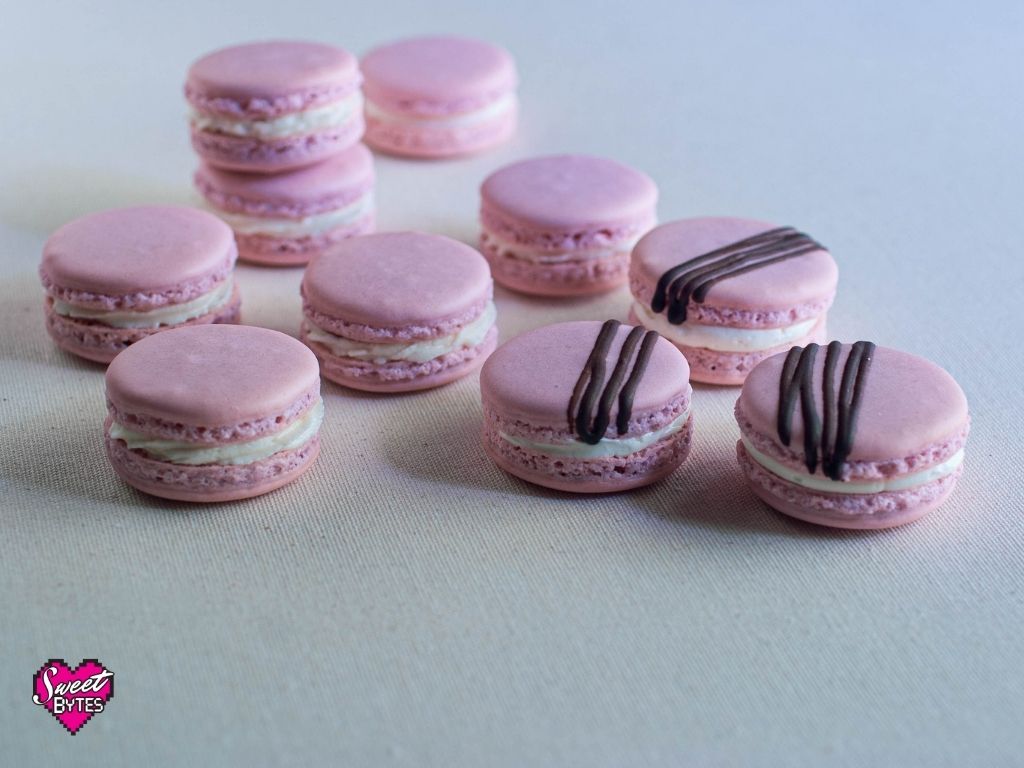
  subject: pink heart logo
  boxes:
[32,659,114,734]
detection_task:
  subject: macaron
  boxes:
[300,232,497,392]
[735,342,969,529]
[186,40,364,173]
[629,217,838,385]
[104,324,323,502]
[480,154,658,296]
[194,143,375,266]
[40,206,241,364]
[361,35,517,158]
[480,320,693,493]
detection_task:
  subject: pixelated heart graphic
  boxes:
[32,659,114,734]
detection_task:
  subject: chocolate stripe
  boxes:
[569,321,661,444]
[569,320,620,444]
[617,329,660,435]
[776,341,875,480]
[825,341,876,480]
[652,226,825,324]
[820,340,843,474]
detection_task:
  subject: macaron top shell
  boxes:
[186,40,360,112]
[361,35,516,114]
[481,321,690,430]
[195,144,374,216]
[632,217,838,313]
[481,155,658,233]
[302,232,492,329]
[738,344,969,463]
[41,206,235,296]
[106,325,320,428]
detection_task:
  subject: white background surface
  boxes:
[2,1,1023,765]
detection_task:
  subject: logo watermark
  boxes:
[32,659,114,734]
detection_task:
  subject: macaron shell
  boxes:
[480,154,658,233]
[301,232,492,329]
[629,307,829,386]
[361,36,517,114]
[42,206,235,297]
[631,217,838,313]
[364,105,516,158]
[737,440,962,529]
[481,234,632,296]
[480,320,690,431]
[483,414,693,493]
[234,214,375,267]
[105,324,320,427]
[190,118,364,174]
[44,285,242,364]
[187,41,359,105]
[738,344,969,464]
[195,143,374,215]
[106,427,320,503]
[309,324,498,393]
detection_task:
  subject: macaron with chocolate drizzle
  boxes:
[735,342,970,529]
[629,217,837,385]
[480,320,693,493]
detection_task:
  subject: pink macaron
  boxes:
[186,40,364,173]
[629,217,838,385]
[105,324,323,502]
[194,143,375,267]
[480,320,693,493]
[300,232,498,392]
[480,155,658,296]
[40,206,241,364]
[735,341,969,529]
[361,35,517,158]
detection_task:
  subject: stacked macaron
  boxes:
[186,40,374,265]
[194,144,375,266]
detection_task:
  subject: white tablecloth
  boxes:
[2,1,1022,765]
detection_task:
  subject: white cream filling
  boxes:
[632,301,817,353]
[483,229,641,265]
[209,192,374,237]
[53,278,234,329]
[365,93,516,128]
[305,301,497,364]
[741,436,964,494]
[190,93,362,139]
[500,409,690,459]
[109,399,324,466]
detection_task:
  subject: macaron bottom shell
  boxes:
[105,428,320,503]
[364,106,516,159]
[305,324,498,393]
[629,308,828,386]
[43,286,242,364]
[190,117,365,174]
[480,233,630,297]
[235,215,375,267]
[483,414,694,494]
[737,441,962,529]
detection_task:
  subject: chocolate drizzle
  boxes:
[652,227,824,324]
[776,341,876,480]
[568,320,660,444]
